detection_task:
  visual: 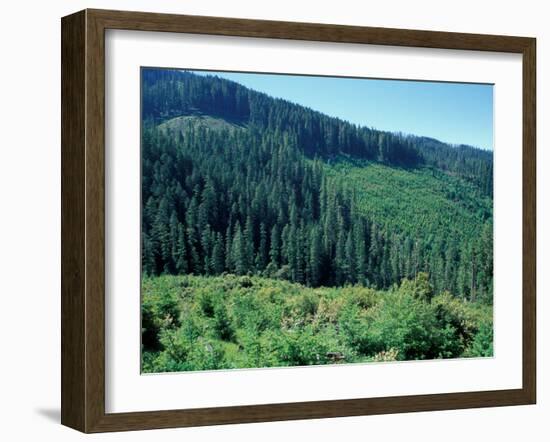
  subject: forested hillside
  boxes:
[142,69,493,195]
[141,69,493,302]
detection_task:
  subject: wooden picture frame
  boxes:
[61,8,536,433]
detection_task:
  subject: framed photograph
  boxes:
[61,9,536,433]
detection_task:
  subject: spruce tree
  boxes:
[308,227,322,286]
[201,226,212,275]
[232,222,245,275]
[174,223,189,274]
[335,230,345,286]
[244,216,255,271]
[225,224,233,272]
[256,223,268,271]
[354,222,367,285]
[344,231,355,283]
[269,224,280,267]
[212,232,225,274]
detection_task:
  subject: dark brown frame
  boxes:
[61,8,536,433]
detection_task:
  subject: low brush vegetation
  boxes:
[142,273,493,373]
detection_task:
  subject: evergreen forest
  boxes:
[141,69,494,372]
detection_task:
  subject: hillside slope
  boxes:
[325,156,492,239]
[141,69,493,301]
[142,69,493,196]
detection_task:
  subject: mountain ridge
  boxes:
[142,69,492,196]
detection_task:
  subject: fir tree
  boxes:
[232,222,246,275]
[269,224,280,267]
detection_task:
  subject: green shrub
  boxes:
[465,321,493,357]
[197,289,216,317]
[366,291,439,360]
[399,272,434,302]
[141,278,181,351]
[338,302,372,355]
[272,326,337,366]
[213,303,235,342]
[238,276,253,288]
[431,291,479,356]
[141,274,493,372]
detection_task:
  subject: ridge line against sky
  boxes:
[188,69,493,151]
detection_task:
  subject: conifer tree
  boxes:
[244,216,255,271]
[152,198,172,274]
[201,227,212,275]
[344,231,355,283]
[308,227,322,286]
[142,231,156,275]
[225,224,233,272]
[232,222,245,275]
[269,225,280,267]
[354,222,367,285]
[174,223,189,274]
[212,232,225,274]
[335,230,346,286]
[256,223,268,271]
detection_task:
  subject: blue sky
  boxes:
[192,70,493,151]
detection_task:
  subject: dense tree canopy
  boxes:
[142,69,493,195]
[141,69,493,302]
